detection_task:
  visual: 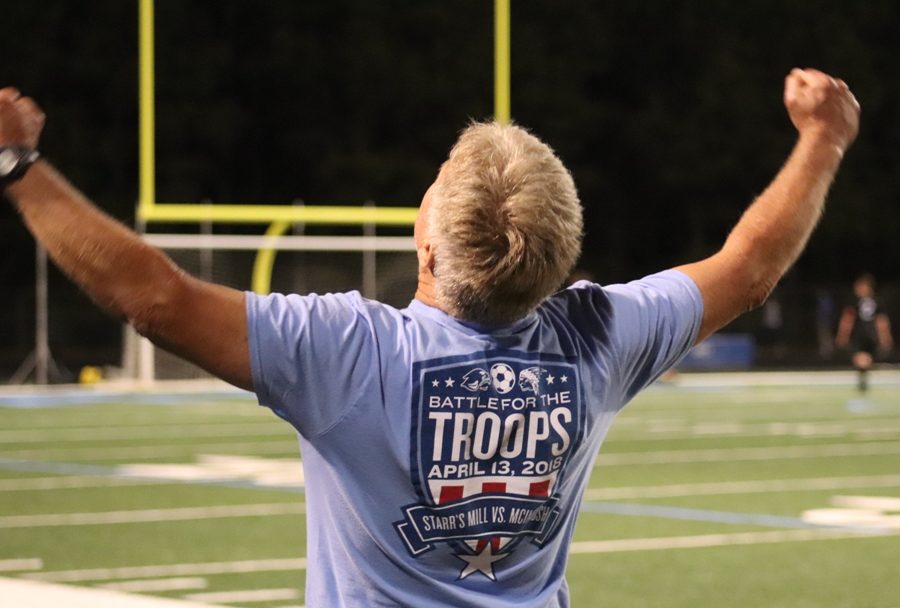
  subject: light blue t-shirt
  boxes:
[246,270,702,608]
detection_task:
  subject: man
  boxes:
[836,273,893,394]
[1,68,858,607]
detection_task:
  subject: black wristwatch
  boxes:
[0,145,40,190]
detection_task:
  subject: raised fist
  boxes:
[784,68,860,153]
[0,87,45,149]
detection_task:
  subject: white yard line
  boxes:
[568,528,894,555]
[23,558,308,583]
[584,474,900,500]
[117,455,304,487]
[0,558,43,572]
[0,502,304,529]
[0,422,289,444]
[0,441,300,461]
[0,476,164,492]
[608,421,900,442]
[5,439,899,466]
[597,441,900,466]
[98,578,208,593]
[0,577,221,608]
[665,369,900,389]
[832,495,900,511]
[23,524,897,589]
[0,455,305,492]
[184,588,300,603]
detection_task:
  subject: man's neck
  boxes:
[414,276,442,311]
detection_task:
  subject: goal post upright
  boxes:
[494,0,511,124]
[138,0,156,222]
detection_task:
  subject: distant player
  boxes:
[836,274,893,393]
[0,68,859,607]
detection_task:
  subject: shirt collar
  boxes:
[406,298,538,336]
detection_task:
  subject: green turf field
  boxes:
[1,382,898,607]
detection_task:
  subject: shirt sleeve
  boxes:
[245,290,377,437]
[604,270,703,402]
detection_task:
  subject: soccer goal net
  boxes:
[122,229,417,382]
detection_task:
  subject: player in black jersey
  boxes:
[836,274,893,393]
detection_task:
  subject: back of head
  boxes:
[428,121,583,325]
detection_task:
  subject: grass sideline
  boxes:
[1,376,899,607]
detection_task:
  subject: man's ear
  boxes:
[417,241,436,274]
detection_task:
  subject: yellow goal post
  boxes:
[131,0,511,383]
[136,0,510,227]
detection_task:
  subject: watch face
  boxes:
[0,149,17,177]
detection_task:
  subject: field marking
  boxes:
[665,370,900,389]
[0,502,305,529]
[0,576,221,607]
[23,557,308,583]
[21,527,895,587]
[0,457,309,496]
[0,475,166,492]
[802,495,900,530]
[578,500,888,532]
[832,495,900,511]
[98,577,208,593]
[0,441,300,461]
[802,507,900,529]
[568,527,896,555]
[0,414,270,431]
[0,384,253,410]
[4,442,900,499]
[597,441,900,466]
[0,558,43,572]
[6,414,882,449]
[4,438,900,467]
[608,420,900,442]
[118,454,304,487]
[184,588,300,603]
[0,454,305,493]
[0,422,290,444]
[584,474,900,500]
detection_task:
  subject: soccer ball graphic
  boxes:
[490,363,516,394]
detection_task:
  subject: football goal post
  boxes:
[124,0,511,383]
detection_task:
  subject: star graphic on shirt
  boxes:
[560,375,568,383]
[546,374,555,385]
[431,379,440,387]
[455,544,509,581]
[445,377,456,388]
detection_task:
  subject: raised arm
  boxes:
[677,68,860,342]
[1,88,252,390]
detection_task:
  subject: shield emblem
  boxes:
[395,352,583,579]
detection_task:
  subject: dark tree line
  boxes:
[2,1,899,374]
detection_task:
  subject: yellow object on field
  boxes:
[79,366,103,385]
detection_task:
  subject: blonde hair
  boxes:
[428,121,583,325]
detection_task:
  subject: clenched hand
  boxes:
[784,68,860,154]
[0,87,45,149]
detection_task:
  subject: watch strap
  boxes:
[0,146,40,189]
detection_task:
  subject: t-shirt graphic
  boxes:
[395,351,584,581]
